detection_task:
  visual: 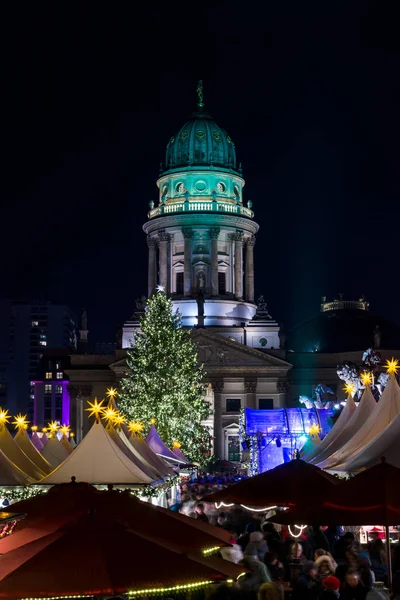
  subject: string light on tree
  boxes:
[385,357,399,376]
[117,287,211,463]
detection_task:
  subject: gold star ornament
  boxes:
[360,371,373,386]
[113,413,126,428]
[60,424,71,436]
[173,441,182,449]
[128,420,144,435]
[0,408,11,426]
[12,414,29,430]
[85,398,105,420]
[343,382,356,396]
[106,387,118,399]
[385,358,399,376]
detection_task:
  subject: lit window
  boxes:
[56,363,60,370]
[226,398,241,412]
[45,384,52,394]
[56,372,63,380]
[55,385,62,394]
[45,372,52,379]
[31,320,38,327]
[39,341,47,346]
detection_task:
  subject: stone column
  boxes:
[245,235,256,303]
[213,380,224,459]
[182,228,193,296]
[158,231,169,291]
[68,384,92,442]
[244,381,257,409]
[233,230,244,300]
[210,227,220,296]
[147,236,157,297]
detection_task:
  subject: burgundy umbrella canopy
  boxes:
[0,513,245,599]
[203,458,339,507]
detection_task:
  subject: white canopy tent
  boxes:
[314,386,377,467]
[0,448,34,486]
[318,375,400,471]
[344,411,400,470]
[41,436,70,469]
[0,426,44,481]
[14,429,52,475]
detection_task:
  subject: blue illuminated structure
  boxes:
[244,407,334,473]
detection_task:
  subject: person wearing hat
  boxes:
[319,576,341,599]
[239,543,271,593]
[292,561,320,600]
[245,531,269,562]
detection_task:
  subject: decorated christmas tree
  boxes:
[118,288,211,463]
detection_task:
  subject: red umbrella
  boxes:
[0,513,245,599]
[203,458,339,507]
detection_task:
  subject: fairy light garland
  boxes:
[202,545,222,556]
[128,580,215,596]
[288,524,307,538]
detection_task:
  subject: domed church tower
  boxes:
[143,82,263,332]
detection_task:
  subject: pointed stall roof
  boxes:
[315,386,377,468]
[69,436,76,448]
[14,429,52,475]
[0,448,34,486]
[128,432,174,479]
[344,412,400,470]
[319,375,400,470]
[0,426,44,481]
[40,432,48,446]
[304,394,356,463]
[146,425,187,464]
[40,420,154,485]
[106,423,158,480]
[59,435,74,454]
[41,436,70,469]
[173,446,191,464]
[31,432,44,452]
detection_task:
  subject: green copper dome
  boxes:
[163,108,238,174]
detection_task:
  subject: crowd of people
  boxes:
[174,485,400,600]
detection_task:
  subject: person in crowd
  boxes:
[194,502,209,523]
[368,539,388,585]
[216,512,231,530]
[318,575,341,600]
[307,526,331,558]
[264,551,285,581]
[333,533,356,563]
[258,581,284,600]
[262,523,282,547]
[238,523,257,551]
[220,535,244,564]
[340,569,369,600]
[289,541,308,565]
[239,544,271,594]
[314,549,337,581]
[245,531,268,562]
[292,561,320,600]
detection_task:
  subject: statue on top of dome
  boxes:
[196,80,204,108]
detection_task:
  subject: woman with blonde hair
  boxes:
[258,582,284,600]
[314,548,337,581]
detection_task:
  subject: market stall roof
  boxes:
[146,424,187,464]
[0,425,44,481]
[106,423,157,480]
[40,436,70,469]
[314,385,376,468]
[127,432,174,478]
[0,448,33,486]
[203,457,339,507]
[39,420,154,485]
[31,431,44,452]
[59,435,74,454]
[14,429,52,475]
[303,394,356,462]
[318,375,400,470]
[173,446,191,464]
[344,412,400,471]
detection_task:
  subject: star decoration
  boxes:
[31,425,38,432]
[360,371,373,386]
[308,424,321,437]
[156,284,165,292]
[85,398,105,420]
[12,414,29,430]
[102,407,117,423]
[106,387,118,399]
[128,420,144,435]
[59,424,71,436]
[113,413,126,428]
[70,432,75,437]
[42,428,48,433]
[149,418,157,425]
[173,441,181,449]
[343,382,356,396]
[48,421,59,434]
[385,358,399,376]
[0,408,11,426]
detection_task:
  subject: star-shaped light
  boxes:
[0,408,11,426]
[156,284,165,293]
[149,418,157,425]
[12,414,29,430]
[85,398,105,420]
[385,358,399,376]
[60,424,71,436]
[42,427,48,433]
[113,413,126,428]
[343,382,356,396]
[308,424,321,437]
[102,407,117,423]
[70,432,75,438]
[31,425,38,432]
[360,371,373,386]
[48,421,59,434]
[128,420,144,435]
[106,387,118,399]
[172,441,182,449]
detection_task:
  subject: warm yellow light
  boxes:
[102,407,117,423]
[128,581,214,596]
[343,382,356,396]
[12,414,29,430]
[128,420,144,434]
[85,397,105,420]
[385,357,400,376]
[70,431,75,437]
[59,424,71,436]
[113,413,126,428]
[172,440,181,449]
[42,427,48,433]
[0,408,11,425]
[360,371,373,386]
[48,420,59,433]
[106,386,118,399]
[149,417,157,425]
[202,545,221,555]
[31,425,38,432]
[309,424,321,437]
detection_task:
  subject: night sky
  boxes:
[2,2,400,344]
